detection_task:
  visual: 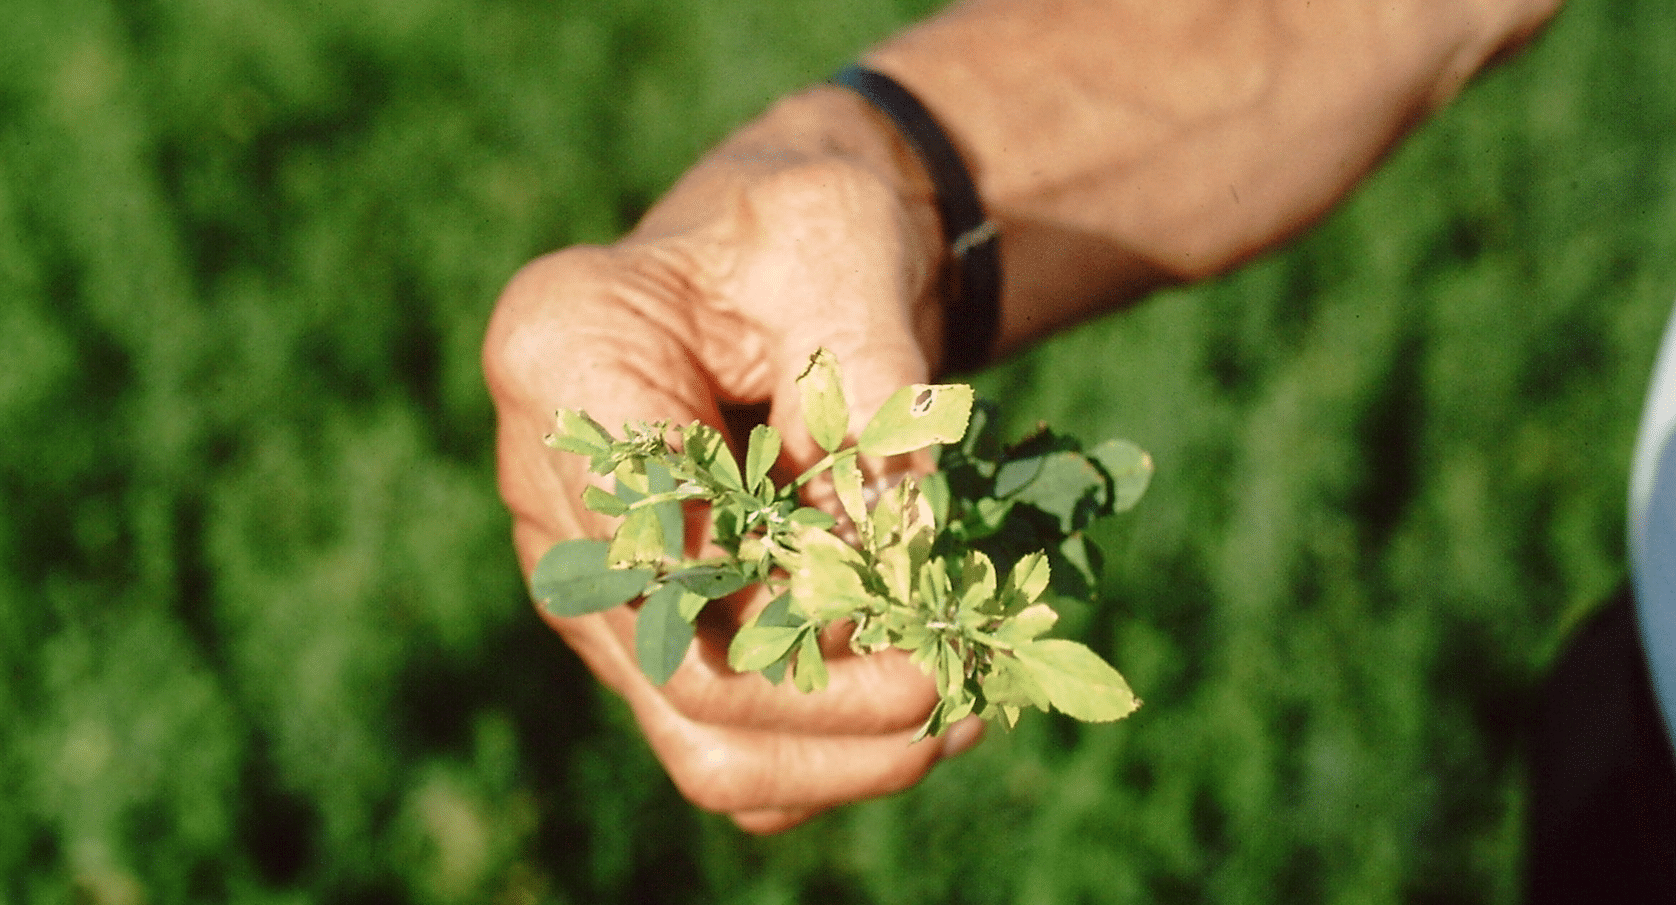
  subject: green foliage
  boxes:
[536,350,1146,736]
[3,0,1675,902]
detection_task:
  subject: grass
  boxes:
[2,0,1673,902]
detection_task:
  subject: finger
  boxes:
[731,806,824,835]
[586,599,942,735]
[625,687,951,817]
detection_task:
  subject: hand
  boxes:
[483,87,984,834]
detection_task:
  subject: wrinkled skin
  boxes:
[484,90,983,834]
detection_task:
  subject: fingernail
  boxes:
[938,716,985,760]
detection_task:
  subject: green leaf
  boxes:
[531,539,655,617]
[792,629,829,693]
[790,528,874,621]
[935,638,963,698]
[729,625,803,673]
[548,409,615,455]
[666,563,753,600]
[1002,551,1052,611]
[830,452,870,542]
[797,348,850,454]
[983,653,1050,710]
[752,592,803,684]
[1013,639,1140,722]
[1088,439,1153,513]
[636,584,695,685]
[682,422,743,491]
[992,602,1059,648]
[1007,451,1107,533]
[607,507,665,568]
[992,454,1043,499]
[644,460,684,559]
[677,588,710,622]
[785,507,836,530]
[745,424,781,495]
[857,383,974,457]
[756,592,800,628]
[920,470,951,527]
[956,550,999,614]
[581,485,628,517]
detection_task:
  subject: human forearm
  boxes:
[863,0,1559,354]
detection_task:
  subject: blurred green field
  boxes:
[3,0,1674,902]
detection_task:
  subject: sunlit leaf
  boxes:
[607,507,665,568]
[1003,551,1051,610]
[983,654,1050,710]
[857,383,973,457]
[786,506,837,530]
[790,528,873,621]
[531,539,654,617]
[581,485,627,517]
[792,629,829,692]
[745,424,781,495]
[993,602,1059,647]
[1014,639,1140,722]
[728,625,803,673]
[682,422,742,491]
[830,452,869,542]
[677,588,710,622]
[548,408,615,455]
[797,348,849,453]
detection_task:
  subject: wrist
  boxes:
[724,86,953,374]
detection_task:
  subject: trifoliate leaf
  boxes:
[636,583,695,685]
[916,556,951,612]
[728,625,803,673]
[857,383,974,457]
[744,424,781,495]
[1013,639,1140,722]
[792,629,829,693]
[797,348,850,454]
[607,507,665,568]
[531,539,654,617]
[1088,439,1153,513]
